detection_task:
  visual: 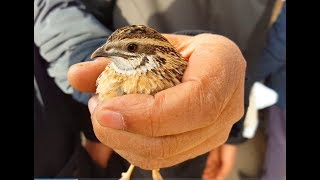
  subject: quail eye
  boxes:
[127,43,138,52]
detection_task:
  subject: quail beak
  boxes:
[90,45,110,59]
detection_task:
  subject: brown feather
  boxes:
[95,25,187,101]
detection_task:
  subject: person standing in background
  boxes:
[244,2,286,180]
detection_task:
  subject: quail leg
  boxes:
[152,169,163,180]
[120,164,135,180]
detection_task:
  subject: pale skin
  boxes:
[68,34,245,176]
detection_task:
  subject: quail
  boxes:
[90,25,188,180]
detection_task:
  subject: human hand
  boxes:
[203,144,238,180]
[84,139,113,168]
[68,33,246,170]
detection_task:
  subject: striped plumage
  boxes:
[90,25,188,180]
[91,25,187,101]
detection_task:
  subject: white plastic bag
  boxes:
[242,82,278,138]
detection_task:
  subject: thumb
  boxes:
[92,80,212,137]
[93,94,156,135]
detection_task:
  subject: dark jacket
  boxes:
[247,3,286,109]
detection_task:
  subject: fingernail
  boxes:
[88,96,98,114]
[97,110,125,130]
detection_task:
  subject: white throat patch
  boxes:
[110,56,159,75]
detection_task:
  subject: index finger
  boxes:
[67,58,110,92]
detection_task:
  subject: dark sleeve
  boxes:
[34,0,114,141]
[246,3,286,83]
[227,3,286,144]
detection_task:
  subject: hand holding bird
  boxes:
[68,26,246,179]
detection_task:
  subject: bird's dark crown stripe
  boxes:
[107,25,169,43]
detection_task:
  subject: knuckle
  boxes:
[149,137,177,160]
[148,138,167,159]
[121,152,161,170]
[196,34,244,61]
[220,126,233,144]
